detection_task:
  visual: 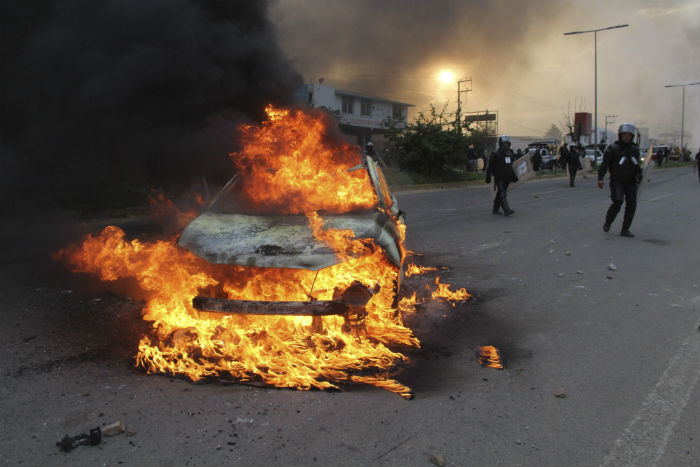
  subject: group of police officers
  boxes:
[485,123,643,237]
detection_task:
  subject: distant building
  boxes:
[299,83,413,148]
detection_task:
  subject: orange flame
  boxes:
[405,264,438,277]
[54,106,474,398]
[231,106,377,215]
[430,276,471,303]
[398,292,419,314]
[55,221,417,395]
[479,345,504,369]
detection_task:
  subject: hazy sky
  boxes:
[271,0,700,148]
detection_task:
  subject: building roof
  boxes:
[334,89,414,107]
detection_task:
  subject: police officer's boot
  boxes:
[492,199,501,215]
[501,197,514,216]
[621,219,634,237]
[621,200,636,237]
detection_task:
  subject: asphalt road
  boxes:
[0,167,698,466]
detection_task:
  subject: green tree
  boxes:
[383,104,486,180]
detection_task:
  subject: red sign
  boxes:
[574,113,592,136]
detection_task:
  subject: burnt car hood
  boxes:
[178,210,402,271]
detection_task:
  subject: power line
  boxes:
[499,117,548,136]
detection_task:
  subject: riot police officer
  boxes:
[486,135,519,216]
[568,144,582,187]
[597,123,642,237]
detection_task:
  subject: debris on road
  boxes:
[102,421,126,436]
[554,388,567,398]
[606,274,614,280]
[557,273,565,278]
[429,453,446,466]
[576,270,584,275]
[56,427,101,452]
[565,251,571,256]
[608,262,617,271]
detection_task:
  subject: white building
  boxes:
[299,83,413,147]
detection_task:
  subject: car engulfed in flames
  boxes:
[56,106,468,398]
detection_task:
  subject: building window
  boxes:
[392,104,405,121]
[360,99,372,117]
[342,95,354,114]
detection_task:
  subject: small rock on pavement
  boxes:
[103,421,126,436]
[608,262,617,271]
[557,273,565,278]
[554,388,567,398]
[576,270,584,275]
[606,274,614,280]
[429,454,446,466]
[515,439,523,445]
[565,251,571,256]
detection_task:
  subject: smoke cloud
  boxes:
[271,0,699,147]
[270,0,568,104]
[0,0,302,197]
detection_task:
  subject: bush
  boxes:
[383,105,488,179]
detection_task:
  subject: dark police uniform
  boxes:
[486,147,518,215]
[567,146,583,187]
[598,140,642,235]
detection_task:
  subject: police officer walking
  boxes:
[567,144,582,187]
[558,142,570,170]
[532,148,542,171]
[597,123,642,237]
[486,135,519,216]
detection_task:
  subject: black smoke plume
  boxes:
[0,0,302,200]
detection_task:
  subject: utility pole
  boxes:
[604,115,617,145]
[456,77,472,135]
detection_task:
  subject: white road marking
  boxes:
[599,311,700,467]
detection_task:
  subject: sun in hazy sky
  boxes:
[437,69,455,84]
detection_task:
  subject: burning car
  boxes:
[178,153,406,323]
[57,106,425,398]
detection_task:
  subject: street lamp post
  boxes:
[665,82,700,157]
[564,24,628,150]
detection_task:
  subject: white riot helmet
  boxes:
[498,134,512,147]
[366,141,373,147]
[618,123,637,139]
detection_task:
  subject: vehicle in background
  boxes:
[525,143,558,170]
[584,148,604,166]
[651,145,668,166]
[539,153,557,170]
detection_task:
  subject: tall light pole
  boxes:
[456,77,472,135]
[665,82,700,156]
[564,24,628,150]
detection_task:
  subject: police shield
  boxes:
[491,153,535,199]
